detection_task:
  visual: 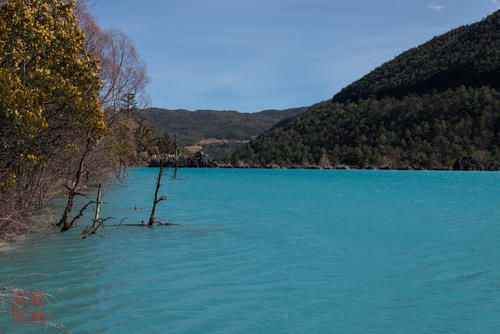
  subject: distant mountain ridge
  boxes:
[136,106,307,161]
[232,10,500,169]
[139,107,306,145]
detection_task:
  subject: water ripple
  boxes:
[1,169,499,333]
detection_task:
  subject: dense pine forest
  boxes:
[232,10,500,169]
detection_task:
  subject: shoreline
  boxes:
[0,176,110,249]
[149,155,499,172]
[146,164,499,172]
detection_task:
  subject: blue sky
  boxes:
[91,0,499,113]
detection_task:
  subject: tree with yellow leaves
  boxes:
[0,0,105,214]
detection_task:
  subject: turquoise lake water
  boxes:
[1,169,500,333]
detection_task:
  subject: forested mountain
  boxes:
[333,11,500,104]
[138,107,306,145]
[232,10,500,169]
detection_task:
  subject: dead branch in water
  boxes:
[78,183,114,239]
[110,222,179,227]
[76,162,178,237]
[65,200,96,231]
[92,183,102,229]
[147,162,168,226]
[117,217,128,230]
[79,217,114,239]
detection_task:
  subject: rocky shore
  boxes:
[452,156,500,171]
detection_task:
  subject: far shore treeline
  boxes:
[0,0,176,241]
[231,10,500,170]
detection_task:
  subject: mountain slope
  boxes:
[333,10,500,103]
[137,107,306,146]
[232,11,500,169]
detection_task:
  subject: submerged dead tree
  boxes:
[92,183,102,229]
[76,166,176,238]
[74,163,177,236]
[172,134,181,180]
[79,183,113,239]
[147,163,168,226]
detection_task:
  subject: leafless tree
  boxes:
[148,163,168,226]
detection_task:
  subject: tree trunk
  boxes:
[148,166,166,226]
[92,183,102,228]
[173,134,178,180]
[58,138,91,232]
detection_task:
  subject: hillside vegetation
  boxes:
[138,107,306,146]
[232,10,500,169]
[333,11,500,103]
